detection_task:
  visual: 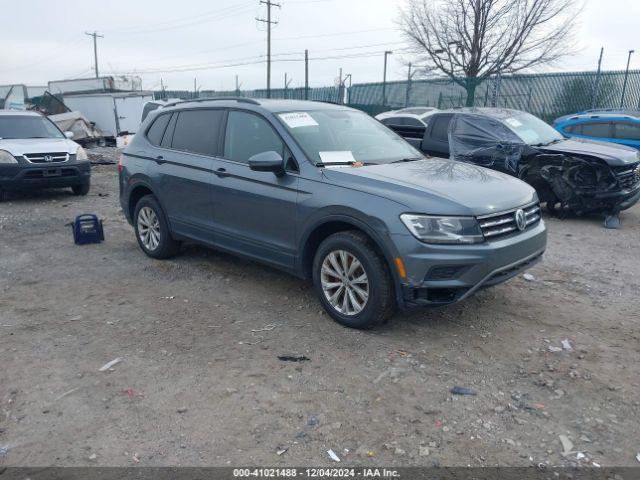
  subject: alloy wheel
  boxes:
[137,206,161,251]
[320,249,369,315]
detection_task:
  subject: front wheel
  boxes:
[133,195,180,259]
[72,182,90,196]
[312,231,395,329]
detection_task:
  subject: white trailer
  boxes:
[61,92,154,137]
[48,76,142,95]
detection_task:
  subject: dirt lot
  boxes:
[1,149,639,468]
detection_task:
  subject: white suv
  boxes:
[0,110,91,201]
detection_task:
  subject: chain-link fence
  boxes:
[154,69,640,123]
[348,70,640,122]
[155,86,342,103]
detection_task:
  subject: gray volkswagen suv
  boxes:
[119,98,546,328]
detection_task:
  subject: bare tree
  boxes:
[400,0,581,106]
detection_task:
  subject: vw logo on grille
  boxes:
[44,155,54,163]
[514,209,527,231]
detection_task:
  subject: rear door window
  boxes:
[580,122,612,138]
[431,115,452,142]
[223,111,284,163]
[613,122,640,140]
[146,113,171,146]
[171,109,225,156]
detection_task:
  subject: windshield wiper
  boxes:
[391,157,424,164]
[532,139,563,147]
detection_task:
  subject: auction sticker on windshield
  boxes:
[279,112,319,128]
[319,151,356,165]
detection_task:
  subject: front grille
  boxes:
[614,163,640,190]
[477,202,541,240]
[23,152,69,164]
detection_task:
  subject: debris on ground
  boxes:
[523,273,536,281]
[132,452,140,463]
[419,446,430,456]
[121,388,144,399]
[636,452,640,463]
[307,416,319,426]
[0,445,9,458]
[276,446,288,456]
[327,449,340,462]
[559,434,574,456]
[88,453,97,461]
[53,387,80,402]
[98,357,123,372]
[561,339,573,351]
[450,386,477,396]
[277,355,310,362]
[177,407,188,413]
[548,345,563,353]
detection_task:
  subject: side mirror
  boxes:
[64,131,74,139]
[248,151,285,176]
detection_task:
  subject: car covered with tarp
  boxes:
[385,108,640,224]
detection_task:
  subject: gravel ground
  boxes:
[1,150,639,468]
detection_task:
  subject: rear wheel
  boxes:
[133,195,180,259]
[312,231,395,329]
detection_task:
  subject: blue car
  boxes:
[554,109,640,150]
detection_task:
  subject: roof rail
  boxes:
[163,97,261,108]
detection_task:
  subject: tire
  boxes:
[133,194,180,259]
[72,182,90,196]
[312,231,395,329]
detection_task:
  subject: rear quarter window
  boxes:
[146,113,171,146]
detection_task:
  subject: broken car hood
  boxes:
[0,138,79,156]
[322,157,537,217]
[539,138,639,166]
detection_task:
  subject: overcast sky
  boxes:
[2,0,639,91]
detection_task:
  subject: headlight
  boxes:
[0,150,18,164]
[76,146,89,161]
[400,214,484,244]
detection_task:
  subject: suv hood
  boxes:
[322,157,537,217]
[0,138,78,156]
[539,138,639,166]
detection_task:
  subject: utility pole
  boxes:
[405,62,413,108]
[338,67,343,104]
[382,51,393,108]
[194,78,197,98]
[256,0,280,98]
[620,49,635,108]
[592,47,604,109]
[235,75,242,95]
[304,49,309,100]
[85,31,103,78]
[284,73,292,99]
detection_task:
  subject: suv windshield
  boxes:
[277,109,422,165]
[501,112,563,146]
[0,115,64,140]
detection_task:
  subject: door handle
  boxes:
[154,155,166,164]
[215,167,230,178]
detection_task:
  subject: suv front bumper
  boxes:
[392,220,547,308]
[0,160,90,191]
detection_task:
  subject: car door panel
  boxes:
[212,162,299,268]
[211,110,299,269]
[152,109,225,241]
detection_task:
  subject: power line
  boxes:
[104,2,255,34]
